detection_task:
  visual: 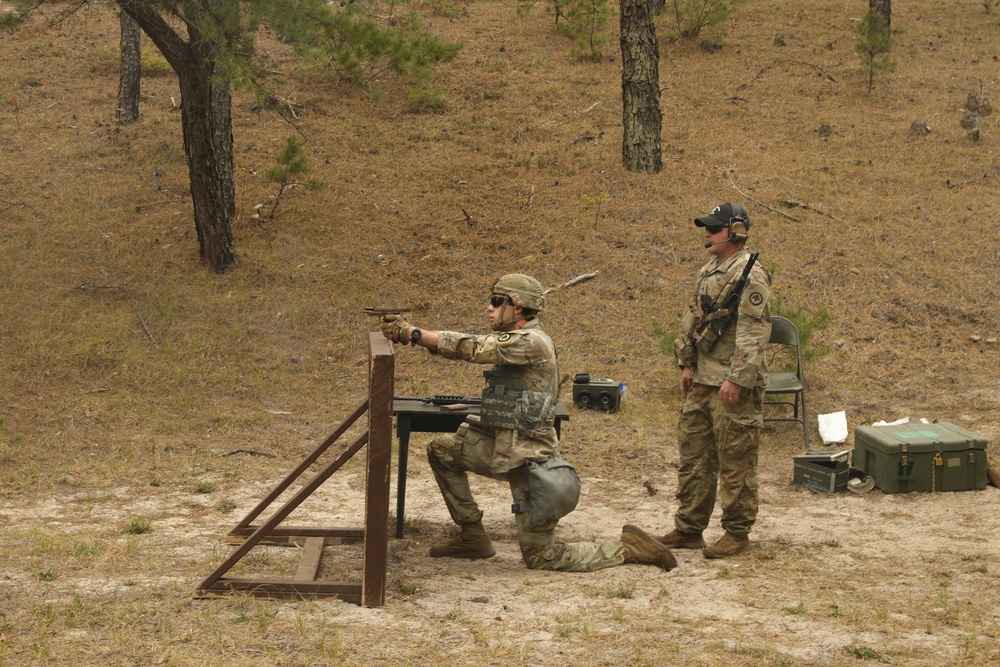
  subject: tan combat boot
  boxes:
[703,531,750,559]
[429,521,496,559]
[658,529,707,549]
[621,524,678,571]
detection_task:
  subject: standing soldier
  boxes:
[660,203,772,558]
[381,274,676,572]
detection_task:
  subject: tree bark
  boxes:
[119,1,237,272]
[870,0,891,31]
[116,9,141,124]
[620,0,662,174]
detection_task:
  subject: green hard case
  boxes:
[853,421,987,493]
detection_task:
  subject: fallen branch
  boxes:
[779,198,841,220]
[138,313,158,346]
[542,271,600,296]
[775,58,839,83]
[0,198,30,212]
[946,168,996,189]
[735,67,769,92]
[726,173,801,221]
[218,449,277,458]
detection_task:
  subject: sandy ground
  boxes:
[3,439,998,666]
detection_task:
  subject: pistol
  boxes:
[364,306,411,317]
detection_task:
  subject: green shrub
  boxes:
[558,0,615,59]
[770,293,831,363]
[663,0,747,40]
[854,8,893,93]
[261,136,325,220]
[89,44,172,77]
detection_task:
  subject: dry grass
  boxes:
[1,1,999,666]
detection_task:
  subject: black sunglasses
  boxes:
[489,294,507,307]
[704,225,728,235]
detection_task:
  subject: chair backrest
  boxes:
[768,316,803,378]
[769,316,800,347]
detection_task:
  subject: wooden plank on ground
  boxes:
[295,537,325,581]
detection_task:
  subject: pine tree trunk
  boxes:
[620,0,662,174]
[870,0,891,30]
[119,2,237,273]
[116,10,141,124]
[177,53,237,272]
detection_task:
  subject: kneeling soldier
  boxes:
[382,274,675,572]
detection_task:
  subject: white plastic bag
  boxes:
[817,410,848,445]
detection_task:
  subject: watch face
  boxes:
[411,328,422,341]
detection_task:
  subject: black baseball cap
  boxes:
[694,202,750,228]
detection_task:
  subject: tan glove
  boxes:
[381,314,413,345]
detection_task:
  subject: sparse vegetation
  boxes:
[854,8,894,93]
[124,517,153,535]
[663,0,747,39]
[194,480,215,494]
[259,135,325,221]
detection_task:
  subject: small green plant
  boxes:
[845,644,882,660]
[243,551,272,567]
[395,580,421,595]
[522,0,615,58]
[784,601,806,615]
[233,601,274,631]
[124,516,153,535]
[407,87,449,114]
[652,319,678,356]
[664,0,747,40]
[261,135,325,220]
[559,0,615,59]
[215,498,237,513]
[74,538,103,558]
[38,569,58,581]
[853,8,893,93]
[194,480,214,494]
[607,579,636,599]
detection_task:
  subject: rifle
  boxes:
[424,394,482,406]
[694,251,759,353]
[718,251,759,314]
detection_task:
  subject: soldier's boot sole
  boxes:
[621,524,678,571]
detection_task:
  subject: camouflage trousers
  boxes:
[674,383,763,536]
[427,423,624,572]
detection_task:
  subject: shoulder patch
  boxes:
[740,286,769,318]
[495,330,530,348]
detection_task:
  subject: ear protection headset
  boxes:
[726,203,749,243]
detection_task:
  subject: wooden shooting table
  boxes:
[391,397,569,538]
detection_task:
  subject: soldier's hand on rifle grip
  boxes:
[381,314,413,345]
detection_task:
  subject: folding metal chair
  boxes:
[764,316,808,447]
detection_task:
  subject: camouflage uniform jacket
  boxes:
[436,319,558,472]
[675,248,772,388]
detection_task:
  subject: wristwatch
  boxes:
[410,328,422,345]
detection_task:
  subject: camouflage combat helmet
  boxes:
[492,274,545,312]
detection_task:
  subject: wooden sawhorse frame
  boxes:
[194,333,394,607]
